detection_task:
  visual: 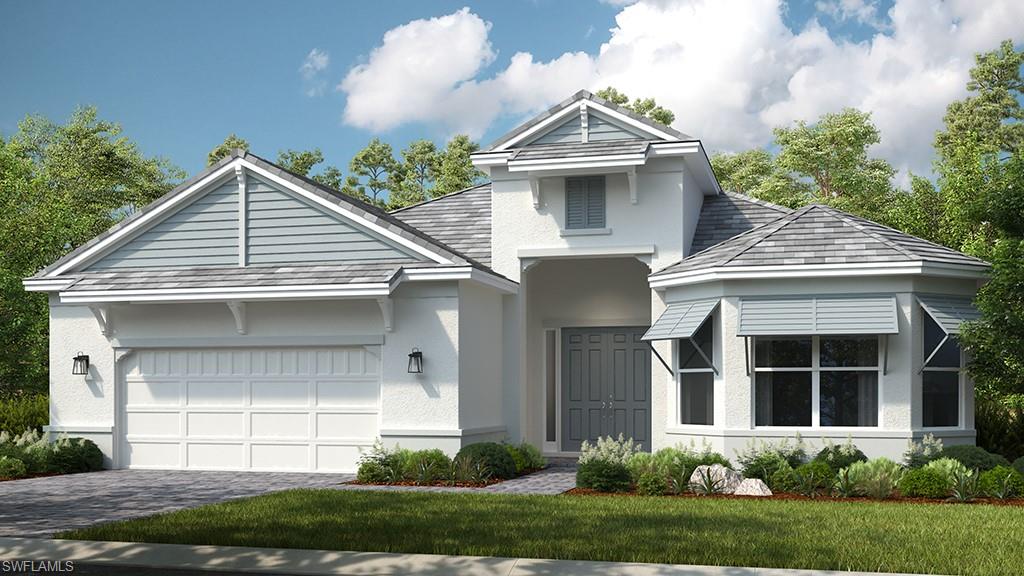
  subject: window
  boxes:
[754,336,880,427]
[565,176,605,229]
[922,313,961,427]
[677,315,715,425]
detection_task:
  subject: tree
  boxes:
[710,149,812,208]
[276,148,325,176]
[595,87,676,126]
[433,135,484,196]
[391,139,439,208]
[0,108,182,395]
[347,138,400,207]
[207,134,249,166]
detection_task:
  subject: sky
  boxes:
[1,0,1022,183]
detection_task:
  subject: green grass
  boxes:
[60,490,1023,575]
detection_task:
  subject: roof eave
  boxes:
[649,261,991,289]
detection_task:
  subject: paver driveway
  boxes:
[0,469,353,538]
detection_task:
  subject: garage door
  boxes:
[119,347,379,472]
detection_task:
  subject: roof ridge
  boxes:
[816,205,922,261]
[715,204,818,267]
[388,182,490,214]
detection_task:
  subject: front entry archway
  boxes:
[561,326,651,452]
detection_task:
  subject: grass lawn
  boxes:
[60,490,1023,575]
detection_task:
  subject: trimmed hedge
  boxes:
[978,466,1024,499]
[456,442,517,480]
[577,459,631,493]
[898,467,950,499]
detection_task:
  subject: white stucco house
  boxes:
[24,91,988,472]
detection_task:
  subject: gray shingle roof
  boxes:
[690,192,792,255]
[654,203,989,278]
[64,261,416,291]
[483,90,693,152]
[509,140,651,162]
[390,184,492,266]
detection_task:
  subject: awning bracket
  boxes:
[919,333,949,375]
[689,336,718,375]
[648,342,673,376]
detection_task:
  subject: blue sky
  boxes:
[1,0,1018,180]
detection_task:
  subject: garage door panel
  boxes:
[188,443,243,469]
[317,380,378,407]
[251,380,309,407]
[187,412,244,438]
[122,346,379,472]
[127,442,181,468]
[251,412,309,439]
[251,443,308,470]
[186,380,244,406]
[317,413,378,439]
[125,412,180,436]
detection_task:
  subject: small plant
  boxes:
[792,461,834,497]
[357,440,409,483]
[949,466,979,502]
[924,457,969,488]
[978,465,1024,499]
[848,458,903,499]
[898,467,950,499]
[769,462,797,493]
[456,442,517,480]
[814,437,867,473]
[833,467,859,497]
[0,394,48,435]
[667,465,691,495]
[404,449,451,485]
[578,434,641,466]
[636,471,668,496]
[451,454,491,485]
[626,452,662,484]
[937,445,1010,472]
[691,466,725,495]
[576,459,631,492]
[735,437,807,481]
[0,455,27,479]
[903,433,943,468]
[515,442,546,470]
[504,444,528,474]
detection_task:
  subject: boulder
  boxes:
[734,478,773,497]
[689,464,743,494]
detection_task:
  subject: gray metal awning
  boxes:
[737,295,899,336]
[917,295,981,335]
[643,299,718,341]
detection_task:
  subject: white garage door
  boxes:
[119,347,379,472]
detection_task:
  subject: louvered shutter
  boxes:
[586,176,605,228]
[566,178,587,229]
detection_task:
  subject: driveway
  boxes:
[0,469,353,538]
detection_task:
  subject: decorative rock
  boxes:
[689,464,743,494]
[733,478,773,497]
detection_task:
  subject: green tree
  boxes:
[595,87,676,126]
[388,139,439,209]
[433,135,484,196]
[207,134,249,166]
[0,108,182,395]
[276,148,325,176]
[710,149,812,208]
[347,138,399,207]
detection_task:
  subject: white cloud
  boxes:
[338,1,1024,177]
[814,0,885,29]
[300,48,330,96]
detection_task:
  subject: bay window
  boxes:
[677,315,715,425]
[921,312,961,427]
[754,335,880,427]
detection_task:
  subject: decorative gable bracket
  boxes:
[88,304,114,337]
[377,297,393,332]
[529,177,541,208]
[226,301,247,335]
[627,167,638,205]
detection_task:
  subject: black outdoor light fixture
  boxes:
[72,352,90,376]
[407,347,423,374]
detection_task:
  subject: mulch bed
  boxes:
[564,487,1024,506]
[347,467,547,488]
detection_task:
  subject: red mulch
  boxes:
[564,487,1024,506]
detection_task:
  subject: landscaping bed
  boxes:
[59,488,1024,575]
[0,429,104,481]
[350,440,546,487]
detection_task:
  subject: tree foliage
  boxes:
[710,149,812,209]
[595,87,676,126]
[207,134,249,166]
[0,108,182,395]
[345,138,400,207]
[432,135,484,198]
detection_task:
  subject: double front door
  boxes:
[561,326,651,452]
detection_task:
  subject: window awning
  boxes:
[643,299,718,341]
[917,295,981,335]
[737,295,899,336]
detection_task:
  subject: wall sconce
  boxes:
[72,352,90,375]
[407,347,423,374]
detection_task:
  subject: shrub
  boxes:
[357,441,407,483]
[814,438,867,473]
[1014,456,1024,476]
[404,449,451,484]
[0,455,27,479]
[949,466,979,502]
[736,437,807,481]
[576,459,631,492]
[456,442,517,480]
[451,454,491,484]
[937,444,1010,472]
[515,442,546,470]
[924,457,968,488]
[636,471,667,496]
[848,458,903,499]
[0,394,48,434]
[975,396,1024,462]
[626,452,661,484]
[792,461,834,497]
[50,437,103,473]
[768,462,797,493]
[505,444,528,474]
[903,433,943,468]
[578,434,641,466]
[898,467,950,498]
[979,465,1024,499]
[356,460,391,484]
[833,467,859,497]
[0,430,103,475]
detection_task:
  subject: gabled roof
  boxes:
[391,184,492,266]
[483,90,693,152]
[690,192,792,255]
[653,203,989,282]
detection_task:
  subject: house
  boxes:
[24,91,988,471]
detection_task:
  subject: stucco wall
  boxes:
[458,280,504,433]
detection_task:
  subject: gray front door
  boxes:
[561,327,651,452]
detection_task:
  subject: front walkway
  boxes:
[0,537,922,576]
[339,464,576,496]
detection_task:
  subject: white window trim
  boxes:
[920,343,966,431]
[752,335,884,430]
